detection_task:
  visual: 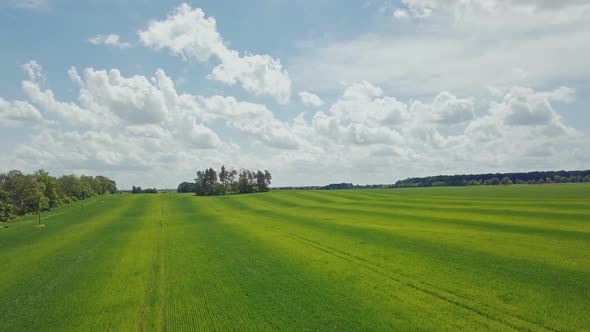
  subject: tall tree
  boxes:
[256,170,268,192]
[264,170,272,187]
[0,189,13,222]
[228,169,237,186]
[237,175,253,194]
[6,173,45,215]
[219,165,228,188]
[35,169,60,209]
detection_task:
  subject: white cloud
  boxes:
[393,9,409,19]
[22,80,113,128]
[200,95,300,149]
[291,2,590,97]
[545,86,576,104]
[429,92,475,125]
[176,120,221,149]
[396,0,590,18]
[88,34,132,49]
[0,97,43,126]
[298,91,324,107]
[330,81,409,127]
[488,87,576,134]
[78,68,168,124]
[465,87,580,144]
[138,3,291,104]
[12,0,46,10]
[4,61,588,188]
[22,60,44,82]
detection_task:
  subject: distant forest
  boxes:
[275,170,590,190]
[131,186,158,194]
[394,170,590,188]
[178,166,272,196]
[0,169,117,222]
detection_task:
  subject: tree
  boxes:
[79,175,96,199]
[195,171,206,196]
[1,170,116,219]
[195,168,218,196]
[93,175,117,194]
[237,176,253,194]
[35,169,60,209]
[219,165,229,192]
[58,175,82,201]
[177,181,196,193]
[500,177,513,185]
[0,189,14,222]
[264,170,272,188]
[192,167,271,196]
[228,169,237,182]
[3,171,45,215]
[206,168,218,195]
[256,170,268,192]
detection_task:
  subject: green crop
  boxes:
[1,185,589,331]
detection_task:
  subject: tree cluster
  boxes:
[395,170,590,188]
[274,183,391,190]
[0,169,117,222]
[131,186,158,194]
[176,182,197,193]
[186,166,271,196]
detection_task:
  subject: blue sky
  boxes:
[1,0,589,188]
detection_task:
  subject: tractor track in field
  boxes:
[213,196,560,331]
[211,205,285,330]
[266,225,555,332]
[138,202,170,331]
[212,203,355,330]
[160,219,170,332]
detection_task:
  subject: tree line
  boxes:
[394,170,590,188]
[177,166,272,196]
[131,186,158,194]
[275,183,395,190]
[273,170,590,191]
[0,169,117,222]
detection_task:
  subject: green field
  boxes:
[1,185,589,331]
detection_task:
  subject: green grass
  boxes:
[1,185,589,331]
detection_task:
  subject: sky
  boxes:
[0,0,589,189]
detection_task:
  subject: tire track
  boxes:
[266,224,554,332]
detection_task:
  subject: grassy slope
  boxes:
[0,185,589,331]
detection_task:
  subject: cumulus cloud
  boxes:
[138,3,291,104]
[292,1,590,97]
[88,34,132,49]
[0,97,43,126]
[3,60,587,188]
[298,91,325,107]
[200,95,300,149]
[22,79,112,128]
[330,81,409,127]
[465,86,579,143]
[22,60,44,82]
[485,87,578,140]
[429,92,475,125]
[77,68,168,124]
